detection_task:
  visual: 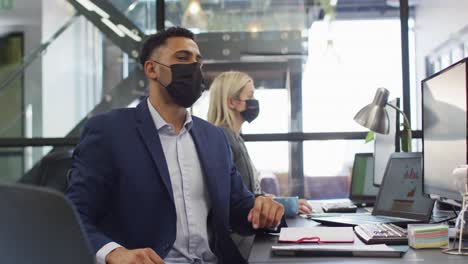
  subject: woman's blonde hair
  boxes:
[207,71,252,130]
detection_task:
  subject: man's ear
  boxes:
[144,61,158,79]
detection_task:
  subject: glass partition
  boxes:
[0,0,155,178]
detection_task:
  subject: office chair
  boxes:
[260,174,280,196]
[305,176,350,199]
[37,149,74,193]
[0,183,95,264]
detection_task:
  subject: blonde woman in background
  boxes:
[207,71,312,259]
[208,71,261,195]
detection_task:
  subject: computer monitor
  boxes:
[373,152,434,221]
[350,153,379,204]
[422,58,468,205]
[373,98,401,186]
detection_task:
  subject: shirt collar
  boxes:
[147,98,193,132]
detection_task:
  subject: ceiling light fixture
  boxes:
[75,0,110,19]
[188,0,202,15]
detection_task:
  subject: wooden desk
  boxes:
[248,218,467,264]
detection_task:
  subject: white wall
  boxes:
[42,0,103,138]
[414,0,468,129]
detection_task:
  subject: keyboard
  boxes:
[354,223,408,245]
[321,202,358,213]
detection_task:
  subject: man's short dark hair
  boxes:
[139,27,195,67]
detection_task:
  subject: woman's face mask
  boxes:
[240,99,260,123]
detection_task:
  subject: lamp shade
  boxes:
[354,88,390,134]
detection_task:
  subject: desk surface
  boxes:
[248,218,467,264]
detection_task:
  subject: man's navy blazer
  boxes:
[66,99,255,264]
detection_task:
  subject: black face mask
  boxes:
[153,61,206,108]
[241,99,260,123]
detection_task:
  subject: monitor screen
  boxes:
[373,98,400,186]
[350,153,379,198]
[422,58,467,204]
[373,152,434,221]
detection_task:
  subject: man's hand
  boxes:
[298,199,313,214]
[106,247,164,264]
[247,196,284,229]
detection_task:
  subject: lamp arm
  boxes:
[386,103,412,152]
[386,103,410,129]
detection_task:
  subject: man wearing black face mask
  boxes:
[66,27,284,264]
[150,60,205,108]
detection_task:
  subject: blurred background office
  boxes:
[0,0,467,199]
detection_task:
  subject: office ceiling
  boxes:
[111,0,414,34]
[112,0,414,14]
[199,0,405,14]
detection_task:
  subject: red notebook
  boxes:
[278,227,355,243]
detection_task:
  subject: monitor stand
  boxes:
[436,200,460,211]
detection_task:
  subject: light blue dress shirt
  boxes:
[95,99,217,264]
[147,100,217,264]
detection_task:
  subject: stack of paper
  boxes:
[407,224,449,249]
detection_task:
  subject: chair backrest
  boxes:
[0,184,95,264]
[37,149,73,192]
[260,175,280,196]
[304,176,350,199]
